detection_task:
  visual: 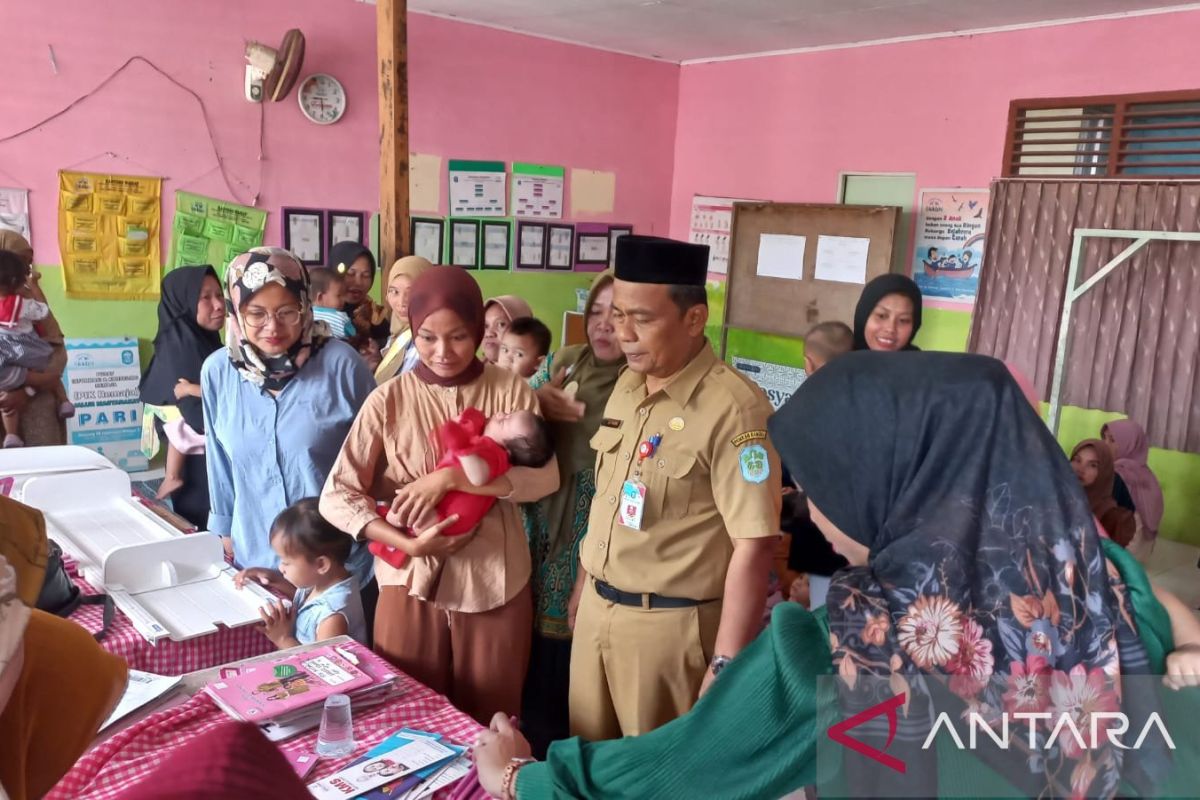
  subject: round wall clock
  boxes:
[297,73,346,125]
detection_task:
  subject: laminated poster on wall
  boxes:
[511,163,564,219]
[170,191,267,278]
[0,187,31,240]
[64,337,148,472]
[910,188,988,309]
[448,160,507,217]
[690,195,761,275]
[58,171,162,300]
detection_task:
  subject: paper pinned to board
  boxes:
[570,168,616,214]
[814,235,870,284]
[756,233,806,280]
[409,153,442,213]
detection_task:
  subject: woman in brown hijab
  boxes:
[320,267,559,723]
[1071,439,1137,546]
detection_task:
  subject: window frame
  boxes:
[1003,88,1200,178]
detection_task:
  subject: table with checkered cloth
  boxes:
[66,562,275,675]
[48,665,486,799]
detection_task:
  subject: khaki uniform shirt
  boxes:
[320,364,560,613]
[580,345,781,600]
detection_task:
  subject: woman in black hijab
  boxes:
[473,352,1193,799]
[852,274,922,351]
[775,351,1169,797]
[138,265,224,525]
[328,241,389,353]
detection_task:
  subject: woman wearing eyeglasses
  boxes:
[201,248,376,585]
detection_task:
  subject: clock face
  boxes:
[298,73,346,125]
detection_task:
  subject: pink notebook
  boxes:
[205,646,374,720]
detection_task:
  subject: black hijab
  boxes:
[329,240,390,345]
[329,240,376,311]
[768,352,1164,798]
[138,266,223,433]
[852,274,922,351]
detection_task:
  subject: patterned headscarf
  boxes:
[770,352,1164,798]
[224,247,326,391]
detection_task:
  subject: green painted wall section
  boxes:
[472,271,598,352]
[1051,406,1199,548]
[914,307,972,352]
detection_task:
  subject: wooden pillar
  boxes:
[377,0,410,270]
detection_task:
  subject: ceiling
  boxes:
[391,0,1200,62]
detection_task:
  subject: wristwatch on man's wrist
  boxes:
[709,654,732,677]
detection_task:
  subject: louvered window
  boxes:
[1004,90,1200,177]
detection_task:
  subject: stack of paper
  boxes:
[262,644,401,742]
[206,644,401,742]
[308,728,472,800]
[101,670,184,732]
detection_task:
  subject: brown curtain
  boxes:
[969,178,1200,453]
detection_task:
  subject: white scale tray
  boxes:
[0,446,273,643]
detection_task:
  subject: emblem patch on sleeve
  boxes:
[739,444,770,483]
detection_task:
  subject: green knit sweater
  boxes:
[518,539,1194,799]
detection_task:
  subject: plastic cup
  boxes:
[315,693,355,757]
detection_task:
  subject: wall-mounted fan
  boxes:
[244,29,306,103]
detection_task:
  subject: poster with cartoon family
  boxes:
[911,188,989,309]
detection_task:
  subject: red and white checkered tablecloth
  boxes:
[48,663,485,800]
[67,565,275,675]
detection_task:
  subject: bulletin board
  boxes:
[721,202,900,349]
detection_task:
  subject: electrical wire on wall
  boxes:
[0,55,265,206]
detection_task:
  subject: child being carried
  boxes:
[0,251,74,448]
[372,406,552,567]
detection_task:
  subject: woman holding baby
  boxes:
[320,266,559,724]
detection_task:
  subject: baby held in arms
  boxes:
[372,407,552,567]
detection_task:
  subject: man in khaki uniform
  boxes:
[567,234,782,741]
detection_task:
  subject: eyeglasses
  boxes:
[242,307,302,329]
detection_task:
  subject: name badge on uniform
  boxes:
[619,479,647,530]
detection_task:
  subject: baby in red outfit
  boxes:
[370,407,552,567]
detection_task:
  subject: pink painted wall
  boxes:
[0,0,679,263]
[668,9,1200,239]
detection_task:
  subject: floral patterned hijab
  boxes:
[769,351,1163,798]
[224,247,326,391]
